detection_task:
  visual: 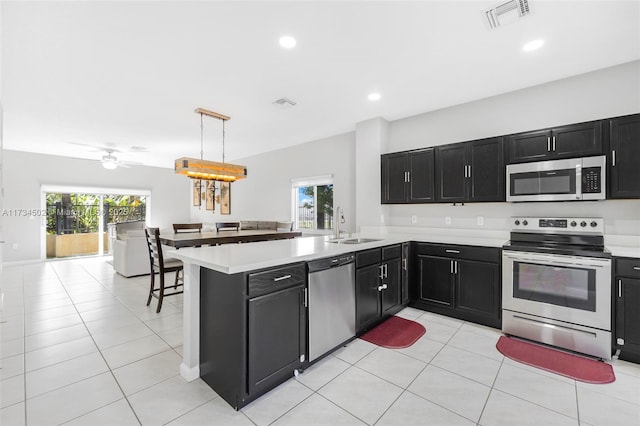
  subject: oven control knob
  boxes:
[570,221,577,227]
[590,221,598,228]
[522,220,528,226]
[514,220,520,226]
[580,221,587,227]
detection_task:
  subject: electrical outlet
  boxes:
[411,215,417,224]
[445,216,451,225]
[477,216,484,226]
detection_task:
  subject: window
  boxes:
[292,176,333,231]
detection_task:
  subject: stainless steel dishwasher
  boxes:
[307,253,356,362]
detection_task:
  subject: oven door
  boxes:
[506,158,582,202]
[502,250,611,330]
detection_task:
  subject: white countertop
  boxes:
[169,232,508,274]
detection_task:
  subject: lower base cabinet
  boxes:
[200,263,307,410]
[356,245,404,333]
[615,257,640,363]
[411,243,501,328]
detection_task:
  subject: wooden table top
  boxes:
[159,229,302,248]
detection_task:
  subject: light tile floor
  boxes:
[1,258,639,426]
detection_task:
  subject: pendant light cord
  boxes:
[200,113,204,160]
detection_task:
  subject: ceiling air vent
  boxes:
[486,0,530,29]
[273,97,297,108]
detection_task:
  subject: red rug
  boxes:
[496,336,615,384]
[360,316,426,349]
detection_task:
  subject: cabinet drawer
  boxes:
[415,243,500,263]
[616,258,640,279]
[382,244,402,261]
[356,248,381,268]
[248,263,306,298]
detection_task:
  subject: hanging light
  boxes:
[174,108,247,182]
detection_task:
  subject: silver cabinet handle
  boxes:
[547,137,551,152]
[379,265,385,279]
[303,288,308,307]
[450,260,454,274]
[377,284,388,291]
[612,150,616,167]
[634,266,640,271]
[383,263,388,278]
[552,136,556,151]
[446,249,460,254]
[618,279,622,298]
[274,275,291,281]
[406,171,410,183]
[468,165,471,178]
[454,261,458,274]
[402,258,407,271]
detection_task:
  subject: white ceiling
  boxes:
[2,1,639,169]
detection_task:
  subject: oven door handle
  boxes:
[503,252,608,268]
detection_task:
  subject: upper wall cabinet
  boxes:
[381,148,435,204]
[609,113,640,199]
[506,120,603,164]
[435,137,505,203]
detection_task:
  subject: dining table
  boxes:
[159,229,302,249]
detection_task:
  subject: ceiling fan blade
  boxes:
[68,142,122,153]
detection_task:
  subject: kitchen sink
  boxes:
[328,238,382,244]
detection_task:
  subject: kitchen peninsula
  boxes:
[170,231,507,408]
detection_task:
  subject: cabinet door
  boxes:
[381,258,401,315]
[507,129,551,163]
[356,264,382,332]
[609,114,640,199]
[408,149,435,202]
[455,260,501,327]
[248,285,305,395]
[401,243,410,304]
[467,137,505,202]
[381,153,408,204]
[616,277,640,358]
[436,144,466,202]
[552,121,602,159]
[417,255,453,308]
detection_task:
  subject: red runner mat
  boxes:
[496,336,615,384]
[360,316,426,349]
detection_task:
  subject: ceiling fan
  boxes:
[68,142,145,169]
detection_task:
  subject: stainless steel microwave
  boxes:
[506,155,606,202]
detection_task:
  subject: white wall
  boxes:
[384,60,640,238]
[190,132,357,234]
[2,150,190,263]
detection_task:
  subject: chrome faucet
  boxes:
[334,206,346,239]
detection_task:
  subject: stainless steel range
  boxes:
[502,217,612,360]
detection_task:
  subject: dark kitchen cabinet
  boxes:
[401,242,410,305]
[381,149,435,204]
[200,263,307,409]
[412,243,501,328]
[507,120,603,164]
[355,245,403,333]
[435,137,505,203]
[608,113,640,199]
[615,257,640,363]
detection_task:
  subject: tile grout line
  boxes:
[49,262,144,426]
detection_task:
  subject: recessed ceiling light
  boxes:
[279,36,296,49]
[368,92,381,101]
[523,39,544,52]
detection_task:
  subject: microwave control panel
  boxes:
[582,167,602,193]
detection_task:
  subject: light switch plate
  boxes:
[477,216,484,226]
[411,215,417,224]
[445,216,451,225]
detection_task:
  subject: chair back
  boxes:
[216,222,240,232]
[173,223,202,233]
[144,227,165,273]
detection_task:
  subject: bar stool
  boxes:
[144,227,184,313]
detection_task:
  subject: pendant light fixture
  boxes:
[174,108,247,182]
